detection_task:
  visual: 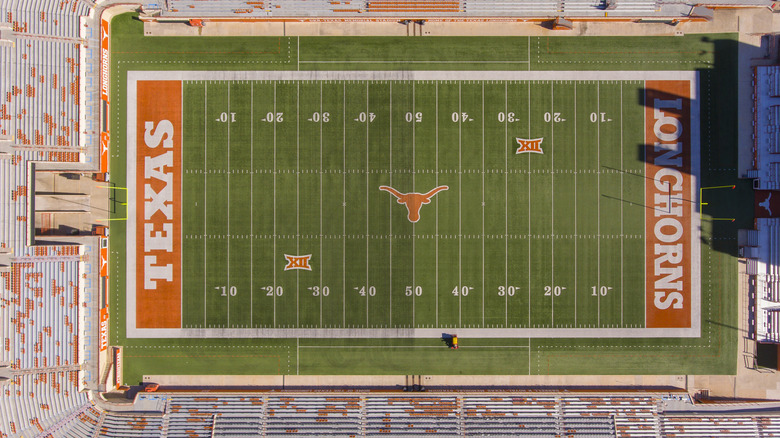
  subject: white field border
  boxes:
[125,70,701,339]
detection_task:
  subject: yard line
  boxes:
[297,36,300,71]
[389,81,393,327]
[366,82,370,328]
[273,82,277,327]
[435,82,439,327]
[343,82,346,328]
[527,36,531,71]
[458,81,462,328]
[574,83,577,327]
[204,82,208,328]
[250,82,254,327]
[527,82,531,327]
[550,81,554,327]
[620,81,624,327]
[297,81,300,328]
[482,82,485,327]
[597,81,601,327]
[504,81,508,327]
[412,82,416,328]
[320,81,323,328]
[227,83,231,328]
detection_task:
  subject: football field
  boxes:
[126,70,699,338]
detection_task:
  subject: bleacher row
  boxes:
[158,0,659,18]
[28,393,780,437]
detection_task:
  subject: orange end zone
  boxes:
[645,80,692,329]
[135,80,182,328]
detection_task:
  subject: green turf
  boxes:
[109,12,740,381]
[179,78,647,330]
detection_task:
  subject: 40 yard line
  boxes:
[227,83,231,328]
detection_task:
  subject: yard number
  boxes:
[215,286,237,297]
[310,112,330,123]
[355,112,376,123]
[497,112,516,123]
[217,112,236,123]
[498,286,518,297]
[355,286,376,297]
[451,286,473,296]
[591,286,612,296]
[262,112,284,123]
[308,286,330,297]
[544,112,565,123]
[264,286,283,296]
[405,286,422,296]
[451,112,472,123]
[544,285,565,296]
[589,112,611,123]
[405,112,423,123]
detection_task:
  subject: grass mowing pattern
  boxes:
[181,79,647,331]
[109,12,740,380]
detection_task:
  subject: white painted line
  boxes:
[297,81,300,328]
[366,81,370,328]
[620,81,624,327]
[227,83,231,327]
[481,82,485,328]
[551,81,555,326]
[299,60,530,64]
[273,82,277,328]
[204,82,208,328]
[320,81,324,328]
[527,82,531,327]
[389,81,393,328]
[458,81,462,328]
[343,82,346,328]
[504,81,509,327]
[250,82,254,327]
[412,81,416,328]
[574,82,578,327]
[597,81,601,327]
[435,82,439,328]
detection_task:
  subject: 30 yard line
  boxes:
[504,81,508,327]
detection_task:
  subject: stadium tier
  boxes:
[0,0,779,436]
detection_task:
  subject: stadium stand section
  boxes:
[0,0,779,436]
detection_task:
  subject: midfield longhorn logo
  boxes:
[516,137,544,154]
[379,185,449,223]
